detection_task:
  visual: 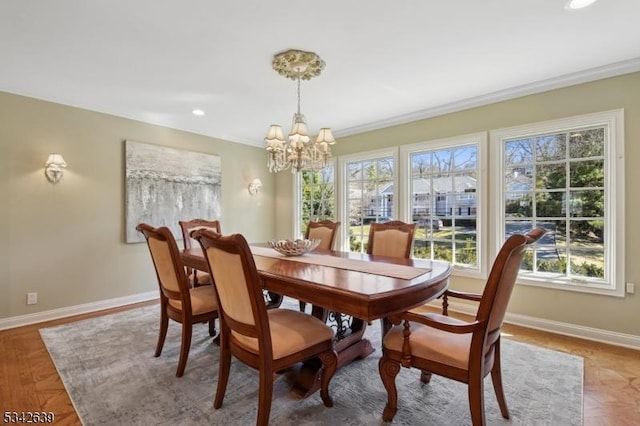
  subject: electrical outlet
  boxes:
[27,292,38,305]
[626,282,635,294]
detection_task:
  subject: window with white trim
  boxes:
[339,149,397,254]
[293,162,336,239]
[400,133,487,275]
[492,110,625,296]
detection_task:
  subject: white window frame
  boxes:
[491,109,625,297]
[399,132,488,279]
[337,147,398,252]
[292,158,338,240]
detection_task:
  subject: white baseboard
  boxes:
[436,299,640,351]
[0,291,158,331]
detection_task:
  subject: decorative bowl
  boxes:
[268,239,321,256]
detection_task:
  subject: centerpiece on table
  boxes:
[268,239,320,256]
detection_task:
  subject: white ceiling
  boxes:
[1,0,639,147]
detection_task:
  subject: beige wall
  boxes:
[276,72,640,337]
[0,92,275,319]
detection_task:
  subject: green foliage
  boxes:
[349,231,362,252]
[413,238,477,266]
[571,261,604,279]
[571,160,604,187]
[537,257,566,274]
[505,199,532,217]
[520,250,603,278]
[301,170,335,231]
[456,239,477,266]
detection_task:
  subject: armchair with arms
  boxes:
[378,228,545,425]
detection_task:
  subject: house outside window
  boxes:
[492,110,625,296]
[339,148,397,254]
[400,133,487,276]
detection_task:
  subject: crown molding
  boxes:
[335,57,640,138]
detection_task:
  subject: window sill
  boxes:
[516,274,625,298]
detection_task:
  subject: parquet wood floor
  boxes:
[1,301,638,425]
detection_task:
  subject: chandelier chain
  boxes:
[296,74,301,115]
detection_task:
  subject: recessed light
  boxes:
[192,109,205,116]
[565,0,598,10]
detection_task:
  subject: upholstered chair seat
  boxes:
[167,285,217,315]
[188,270,212,285]
[233,309,335,359]
[383,314,472,369]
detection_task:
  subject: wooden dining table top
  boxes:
[181,245,452,322]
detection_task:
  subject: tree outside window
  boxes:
[504,127,606,280]
[494,109,624,296]
[300,165,335,236]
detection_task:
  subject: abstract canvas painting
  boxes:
[125,140,221,243]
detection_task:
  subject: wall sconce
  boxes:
[248,178,262,196]
[44,154,67,184]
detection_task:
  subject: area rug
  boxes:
[40,299,583,425]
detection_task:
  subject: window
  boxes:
[339,148,397,254]
[492,110,625,296]
[400,133,487,276]
[294,162,336,238]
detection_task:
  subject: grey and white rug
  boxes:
[40,299,583,425]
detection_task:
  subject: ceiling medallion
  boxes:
[271,49,326,81]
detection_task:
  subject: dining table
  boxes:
[181,244,452,396]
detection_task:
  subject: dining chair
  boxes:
[299,220,341,312]
[179,218,221,287]
[306,219,341,251]
[136,223,219,377]
[378,227,546,425]
[192,230,338,426]
[367,220,416,259]
[179,218,282,310]
[366,220,417,334]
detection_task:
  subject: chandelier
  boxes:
[264,49,336,173]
